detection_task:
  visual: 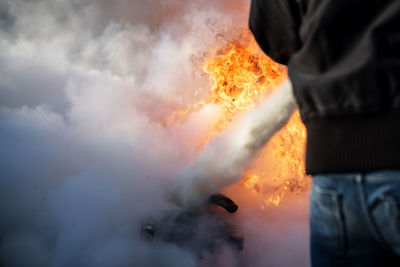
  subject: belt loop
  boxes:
[355,174,363,184]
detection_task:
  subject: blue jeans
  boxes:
[311,171,400,267]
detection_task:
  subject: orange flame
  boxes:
[203,39,285,116]
[169,30,310,207]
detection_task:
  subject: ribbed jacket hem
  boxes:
[305,111,400,174]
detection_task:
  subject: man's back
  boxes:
[250,0,400,174]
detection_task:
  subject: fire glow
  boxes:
[171,30,310,207]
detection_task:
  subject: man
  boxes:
[249,0,400,266]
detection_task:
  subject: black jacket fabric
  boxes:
[249,0,400,174]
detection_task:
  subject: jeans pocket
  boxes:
[310,184,346,255]
[371,195,400,254]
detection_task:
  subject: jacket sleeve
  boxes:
[249,0,302,65]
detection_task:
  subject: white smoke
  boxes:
[0,0,309,266]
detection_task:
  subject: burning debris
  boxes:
[141,194,243,258]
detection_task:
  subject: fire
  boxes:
[166,30,286,132]
[204,31,310,207]
[169,30,310,207]
[203,38,285,116]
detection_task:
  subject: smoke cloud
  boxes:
[0,0,309,266]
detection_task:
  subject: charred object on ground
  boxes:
[141,194,244,257]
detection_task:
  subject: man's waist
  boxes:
[304,111,400,174]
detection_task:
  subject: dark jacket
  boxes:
[249,0,400,174]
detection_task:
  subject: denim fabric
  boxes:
[311,171,400,267]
